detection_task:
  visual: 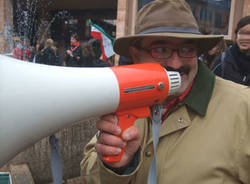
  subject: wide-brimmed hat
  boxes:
[114,0,223,58]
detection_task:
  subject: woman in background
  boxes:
[212,16,250,86]
[81,41,96,67]
[201,39,227,69]
[39,38,59,66]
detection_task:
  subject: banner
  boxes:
[89,20,115,61]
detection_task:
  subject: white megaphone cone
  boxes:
[0,55,120,167]
[0,55,181,166]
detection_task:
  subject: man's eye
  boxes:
[152,47,169,53]
[181,47,193,53]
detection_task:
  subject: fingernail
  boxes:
[122,142,126,148]
[116,127,121,135]
[116,148,121,154]
[123,132,130,140]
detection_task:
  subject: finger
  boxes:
[122,126,141,142]
[125,139,141,157]
[98,132,126,148]
[101,114,117,124]
[95,143,121,157]
[96,115,120,135]
[123,127,141,157]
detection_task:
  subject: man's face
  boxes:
[236,24,250,54]
[129,37,199,97]
[71,37,77,44]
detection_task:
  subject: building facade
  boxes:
[0,0,249,55]
[0,0,13,54]
[116,0,250,41]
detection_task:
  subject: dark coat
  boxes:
[65,45,83,67]
[212,44,250,86]
[39,47,60,66]
[82,55,95,67]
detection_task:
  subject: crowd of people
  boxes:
[13,38,34,62]
[12,33,113,67]
[80,0,250,184]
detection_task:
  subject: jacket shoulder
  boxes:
[214,77,250,102]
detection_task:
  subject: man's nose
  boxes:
[167,51,183,69]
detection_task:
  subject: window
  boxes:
[186,0,231,35]
[135,0,244,40]
[186,0,244,40]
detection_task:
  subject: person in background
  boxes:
[212,15,250,86]
[33,40,44,63]
[80,0,250,184]
[88,38,111,67]
[38,38,59,66]
[200,39,227,69]
[22,39,35,62]
[13,38,23,60]
[13,38,34,62]
[65,33,83,67]
[54,41,64,66]
[81,41,96,67]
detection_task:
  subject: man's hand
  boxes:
[95,114,141,168]
[66,50,73,57]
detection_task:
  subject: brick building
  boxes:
[0,0,13,54]
[117,0,250,41]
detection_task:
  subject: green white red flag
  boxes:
[89,19,115,61]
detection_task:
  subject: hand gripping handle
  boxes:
[103,107,150,162]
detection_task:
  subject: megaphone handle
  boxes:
[103,107,150,163]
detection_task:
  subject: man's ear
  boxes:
[129,46,140,64]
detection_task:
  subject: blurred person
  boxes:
[212,15,250,86]
[88,38,111,67]
[39,38,60,66]
[22,39,35,62]
[33,40,44,63]
[13,37,23,60]
[81,41,96,67]
[65,33,83,67]
[54,41,64,66]
[200,39,227,69]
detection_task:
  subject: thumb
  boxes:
[122,126,141,156]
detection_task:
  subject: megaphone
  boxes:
[0,55,181,166]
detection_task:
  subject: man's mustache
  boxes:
[164,66,190,75]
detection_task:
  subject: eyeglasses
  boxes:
[238,31,250,35]
[138,45,197,59]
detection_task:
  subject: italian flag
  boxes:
[89,20,115,61]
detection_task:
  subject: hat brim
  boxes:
[114,33,224,59]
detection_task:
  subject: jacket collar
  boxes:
[183,61,215,116]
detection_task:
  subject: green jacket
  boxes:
[80,62,250,184]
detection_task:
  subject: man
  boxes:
[65,33,83,67]
[81,0,250,183]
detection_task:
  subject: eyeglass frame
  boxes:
[132,39,198,59]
